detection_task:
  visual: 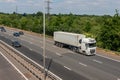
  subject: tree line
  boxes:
[0,11,120,52]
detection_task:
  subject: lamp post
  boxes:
[43,0,46,80]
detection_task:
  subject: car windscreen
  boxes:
[14,41,20,44]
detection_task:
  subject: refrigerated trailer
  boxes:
[54,31,96,55]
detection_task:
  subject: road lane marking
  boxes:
[93,59,103,64]
[0,51,28,80]
[56,52,62,57]
[29,48,33,51]
[64,66,71,71]
[96,54,120,63]
[79,62,87,67]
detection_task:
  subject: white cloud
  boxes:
[0,0,120,15]
[51,0,120,15]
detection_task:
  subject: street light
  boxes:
[43,0,46,80]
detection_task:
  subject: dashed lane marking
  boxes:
[79,62,87,67]
[29,48,33,51]
[93,59,103,64]
[64,66,71,71]
[56,52,62,57]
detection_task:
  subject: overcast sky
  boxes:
[0,0,120,15]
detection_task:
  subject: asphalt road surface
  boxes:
[0,28,120,80]
[0,51,26,80]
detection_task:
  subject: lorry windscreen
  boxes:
[88,43,96,48]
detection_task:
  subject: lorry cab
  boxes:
[81,38,96,55]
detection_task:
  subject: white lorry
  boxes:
[54,31,96,55]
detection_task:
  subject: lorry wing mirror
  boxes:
[79,39,82,43]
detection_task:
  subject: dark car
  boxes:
[13,32,20,37]
[12,41,21,47]
[0,27,6,32]
[19,31,24,35]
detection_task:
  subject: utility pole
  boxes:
[16,5,18,14]
[46,0,51,20]
[43,0,46,80]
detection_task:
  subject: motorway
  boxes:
[0,27,120,80]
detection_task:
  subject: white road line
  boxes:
[93,59,103,64]
[64,66,71,71]
[0,51,28,80]
[29,48,33,51]
[56,52,62,57]
[79,62,87,67]
[96,54,120,63]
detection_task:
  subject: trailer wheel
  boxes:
[60,43,63,48]
[56,42,59,47]
[69,46,72,49]
[58,42,61,47]
[72,47,77,52]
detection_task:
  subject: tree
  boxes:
[84,22,91,32]
[97,11,120,51]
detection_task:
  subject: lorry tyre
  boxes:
[56,42,59,47]
[72,47,77,52]
[60,43,63,48]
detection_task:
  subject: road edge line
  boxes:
[96,54,120,63]
[0,51,29,80]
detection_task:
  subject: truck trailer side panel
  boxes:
[54,31,85,47]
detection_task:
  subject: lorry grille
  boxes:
[90,49,95,54]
